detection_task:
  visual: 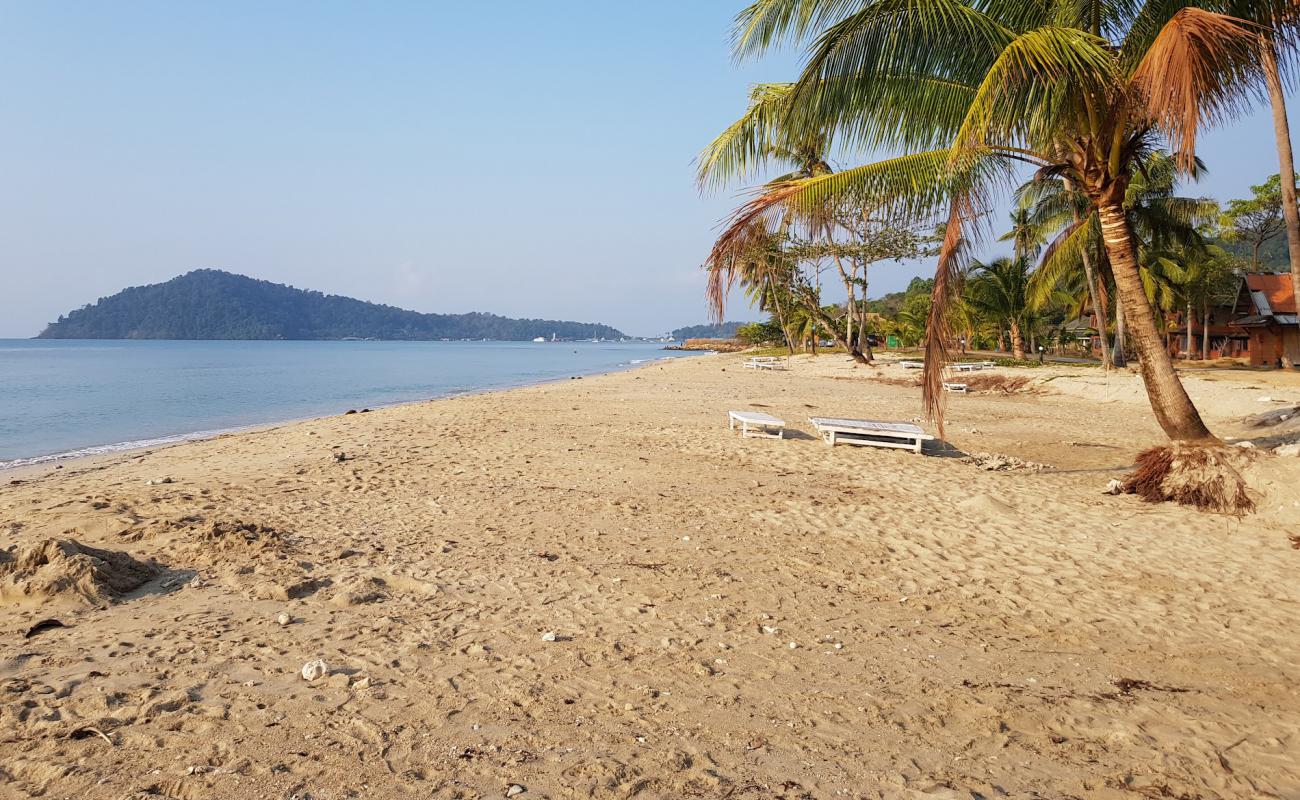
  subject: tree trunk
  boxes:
[1112,299,1127,368]
[1097,201,1215,441]
[825,230,872,365]
[1062,179,1112,369]
[1202,301,1210,361]
[768,279,796,356]
[1261,31,1300,368]
[805,300,868,363]
[1185,300,1193,357]
[1010,320,1025,360]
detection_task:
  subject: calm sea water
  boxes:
[0,340,700,468]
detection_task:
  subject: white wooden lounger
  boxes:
[808,417,934,453]
[729,410,786,439]
[943,382,968,393]
[743,356,787,371]
[899,360,924,369]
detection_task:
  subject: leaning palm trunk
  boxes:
[1260,31,1300,367]
[1097,203,1214,441]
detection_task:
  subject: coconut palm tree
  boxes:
[1224,0,1300,363]
[697,83,890,364]
[965,256,1032,359]
[1023,150,1218,362]
[712,0,1262,441]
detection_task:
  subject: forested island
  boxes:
[38,270,625,341]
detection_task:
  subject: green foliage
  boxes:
[1219,173,1293,270]
[672,321,746,340]
[865,277,933,317]
[38,270,625,341]
[735,320,785,345]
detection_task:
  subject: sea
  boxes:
[0,339,701,469]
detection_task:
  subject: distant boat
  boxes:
[532,336,546,343]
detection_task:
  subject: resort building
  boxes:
[1230,273,1299,367]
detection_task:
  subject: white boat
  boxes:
[532,336,546,343]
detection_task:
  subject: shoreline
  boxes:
[0,351,706,477]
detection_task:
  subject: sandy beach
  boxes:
[2,353,1299,799]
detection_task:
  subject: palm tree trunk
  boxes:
[1202,301,1210,361]
[1112,299,1127,368]
[1185,300,1193,357]
[1063,179,1111,369]
[1261,31,1300,368]
[1010,320,1025,360]
[767,279,796,356]
[1097,202,1214,441]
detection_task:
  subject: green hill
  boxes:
[38,270,624,341]
[670,321,748,340]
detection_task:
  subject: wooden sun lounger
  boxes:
[943,382,968,393]
[729,410,786,439]
[808,417,934,453]
[899,360,924,369]
[743,356,787,371]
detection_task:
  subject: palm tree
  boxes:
[1226,0,1300,364]
[966,256,1032,359]
[698,83,886,364]
[712,0,1262,441]
[1024,151,1218,361]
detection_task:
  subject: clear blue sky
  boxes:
[0,2,1294,338]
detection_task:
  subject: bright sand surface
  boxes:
[2,353,1299,799]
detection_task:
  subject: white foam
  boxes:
[0,428,234,471]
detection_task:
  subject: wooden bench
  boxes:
[808,417,933,453]
[728,410,786,439]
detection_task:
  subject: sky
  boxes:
[0,2,1296,338]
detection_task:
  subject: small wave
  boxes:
[0,428,233,471]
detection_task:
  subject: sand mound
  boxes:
[193,519,287,558]
[0,538,158,606]
[955,493,1017,516]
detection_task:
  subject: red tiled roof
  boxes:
[1245,273,1297,314]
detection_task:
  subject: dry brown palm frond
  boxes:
[1120,442,1255,515]
[921,193,981,439]
[1131,8,1263,171]
[704,182,809,322]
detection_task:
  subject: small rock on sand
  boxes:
[506,785,526,797]
[301,659,329,681]
[540,631,558,642]
[276,611,292,626]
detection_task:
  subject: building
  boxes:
[1167,296,1250,361]
[1230,273,1299,367]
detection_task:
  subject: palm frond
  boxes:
[1130,7,1263,168]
